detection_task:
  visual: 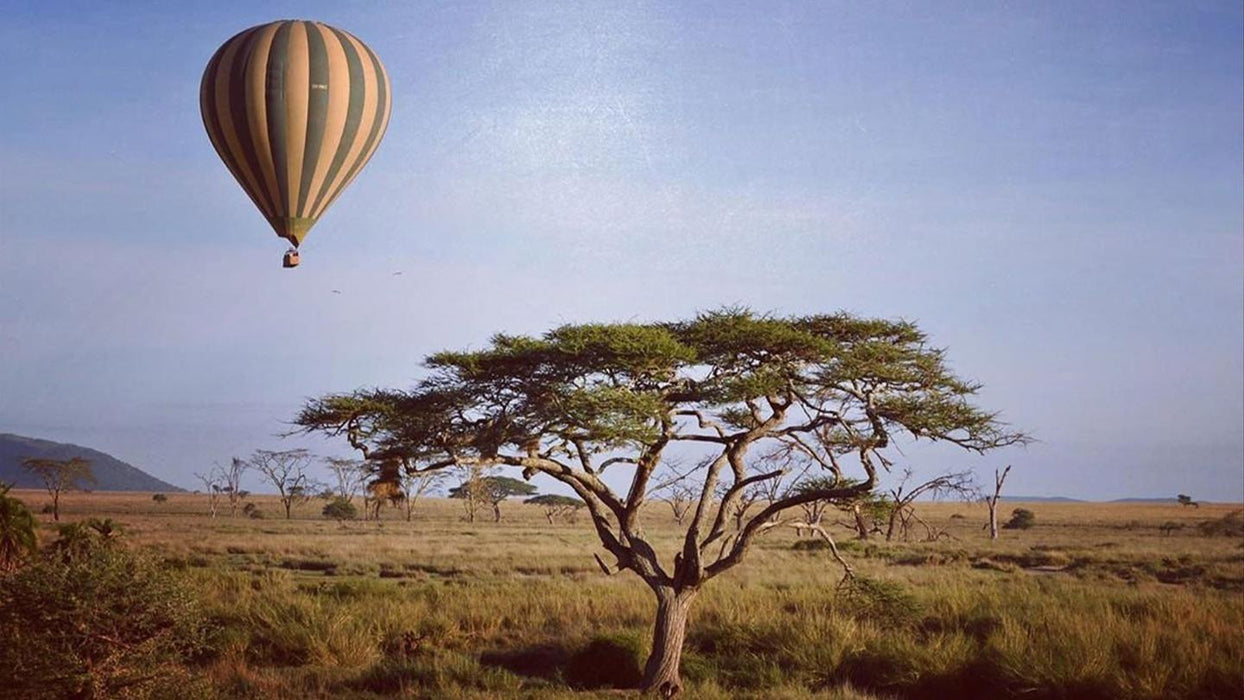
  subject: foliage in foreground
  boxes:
[0,535,210,699]
[0,484,38,572]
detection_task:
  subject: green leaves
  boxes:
[296,308,1026,473]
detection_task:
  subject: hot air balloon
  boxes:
[200,20,391,268]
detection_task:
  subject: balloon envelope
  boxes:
[200,20,391,248]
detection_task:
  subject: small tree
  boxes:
[449,476,538,522]
[200,458,248,517]
[986,465,1012,541]
[1177,494,1199,508]
[193,471,223,517]
[20,457,95,522]
[397,467,447,522]
[325,457,369,503]
[527,494,587,523]
[1003,508,1035,530]
[885,468,977,542]
[248,449,318,519]
[0,484,38,574]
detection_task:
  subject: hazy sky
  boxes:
[1,1,1241,500]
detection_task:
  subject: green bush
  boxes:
[0,485,38,573]
[0,541,210,698]
[1003,508,1036,530]
[564,632,645,689]
[322,497,359,521]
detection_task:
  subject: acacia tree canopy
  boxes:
[295,309,1026,695]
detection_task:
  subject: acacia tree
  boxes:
[449,475,538,522]
[207,458,248,517]
[526,494,586,523]
[324,457,369,503]
[247,449,318,520]
[295,310,1025,695]
[20,457,95,522]
[397,468,447,522]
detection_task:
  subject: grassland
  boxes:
[8,490,1244,699]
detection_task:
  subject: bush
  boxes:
[564,633,645,689]
[0,485,38,573]
[1003,508,1036,530]
[152,493,168,502]
[243,502,265,519]
[323,497,359,521]
[1197,510,1244,538]
[0,541,210,698]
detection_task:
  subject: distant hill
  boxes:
[0,433,184,492]
[1000,495,1086,503]
[1108,497,1179,504]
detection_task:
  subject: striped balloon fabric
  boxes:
[200,20,391,248]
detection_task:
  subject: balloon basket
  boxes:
[283,248,301,268]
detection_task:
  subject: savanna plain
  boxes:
[4,490,1243,699]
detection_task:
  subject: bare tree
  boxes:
[397,466,446,522]
[885,468,977,542]
[324,457,369,503]
[20,457,95,522]
[450,465,488,523]
[660,483,695,525]
[296,311,1026,695]
[986,465,1012,541]
[247,449,319,519]
[213,457,248,517]
[193,471,223,517]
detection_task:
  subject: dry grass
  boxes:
[8,490,1244,698]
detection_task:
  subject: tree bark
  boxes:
[988,466,1010,542]
[641,587,697,698]
[851,503,869,540]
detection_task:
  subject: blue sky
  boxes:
[1,1,1240,500]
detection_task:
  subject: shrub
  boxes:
[243,502,265,519]
[564,632,645,689]
[1003,508,1036,530]
[0,542,210,698]
[840,576,924,627]
[152,493,168,503]
[322,497,359,521]
[1197,510,1244,538]
[0,485,38,573]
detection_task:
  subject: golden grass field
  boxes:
[8,489,1244,699]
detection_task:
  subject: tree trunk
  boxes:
[988,499,999,541]
[641,587,697,697]
[886,507,900,541]
[851,503,869,540]
[52,490,60,522]
[492,502,502,522]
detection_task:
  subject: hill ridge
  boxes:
[0,433,184,492]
